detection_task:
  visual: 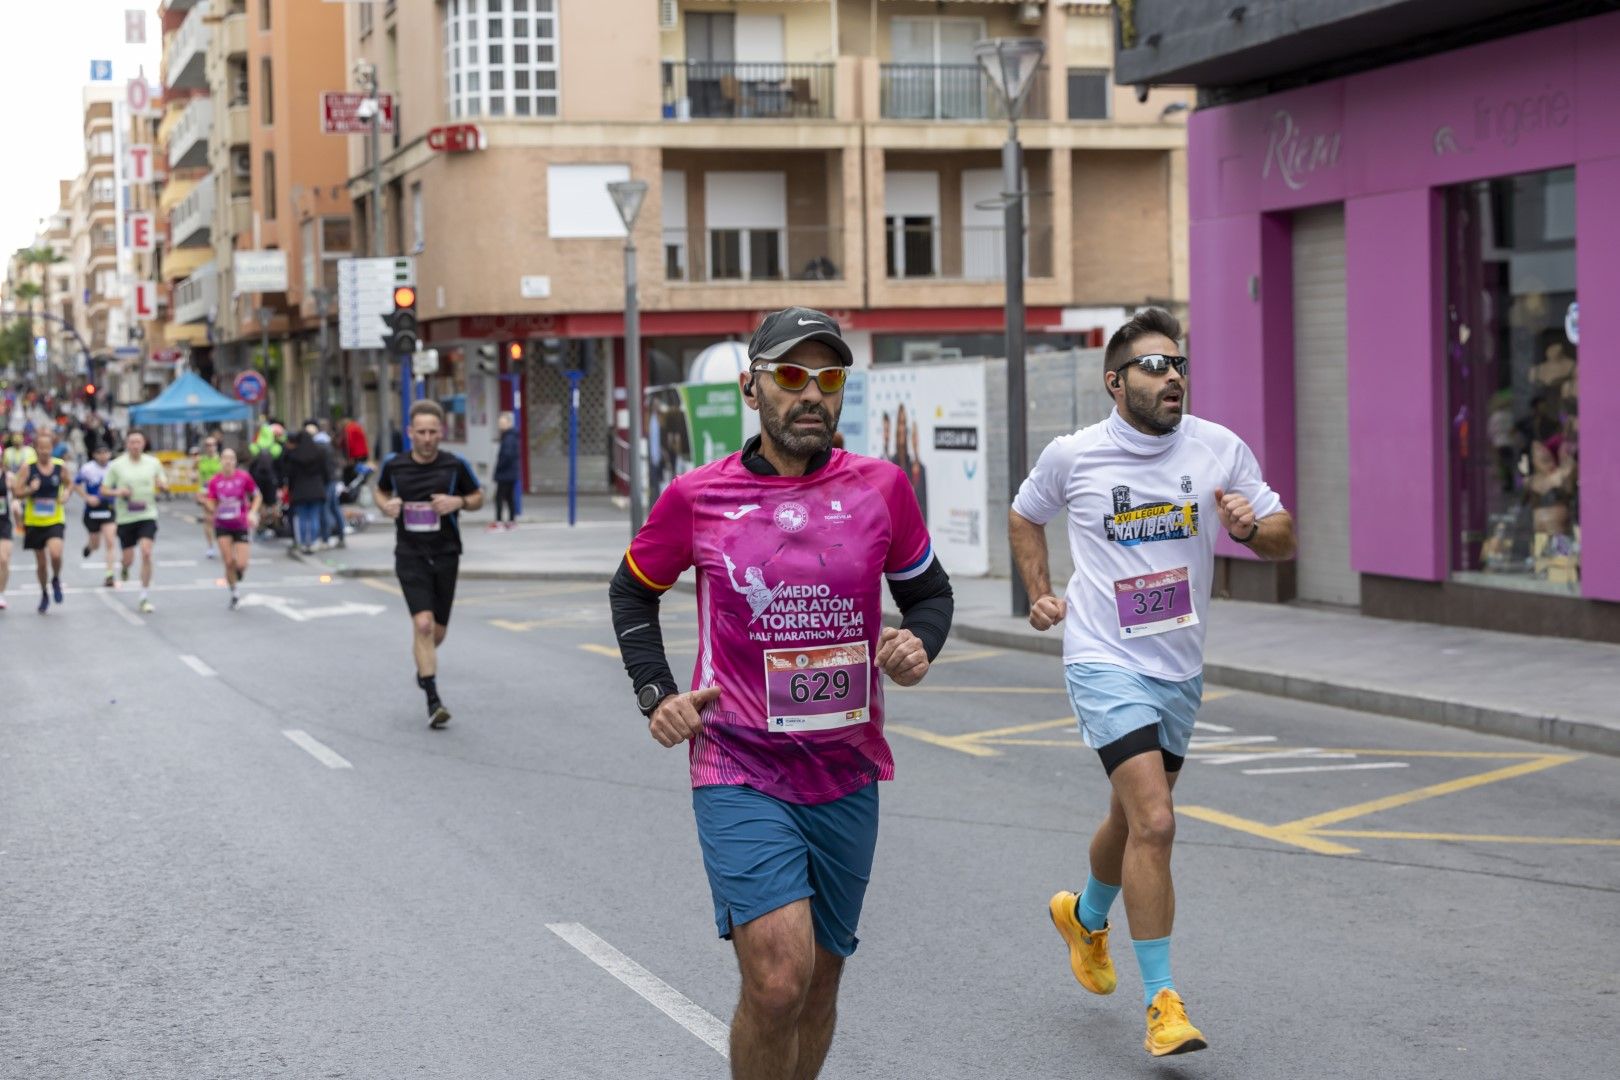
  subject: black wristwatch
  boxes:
[1228,522,1260,544]
[637,683,675,717]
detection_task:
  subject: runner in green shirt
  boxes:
[103,430,169,614]
[194,435,223,559]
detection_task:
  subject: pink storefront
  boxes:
[1188,13,1620,641]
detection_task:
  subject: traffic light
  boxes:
[504,341,525,365]
[382,285,419,354]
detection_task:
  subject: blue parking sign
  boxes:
[90,60,113,81]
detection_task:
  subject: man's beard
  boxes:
[1122,379,1183,435]
[759,391,838,457]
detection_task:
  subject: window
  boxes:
[444,0,559,120]
[703,172,786,281]
[302,219,318,292]
[885,216,935,278]
[95,225,117,249]
[87,131,114,158]
[259,0,270,31]
[1446,167,1579,594]
[410,181,425,252]
[263,151,277,220]
[1067,69,1110,120]
[260,58,274,124]
[359,1,374,37]
[92,178,116,204]
[95,269,117,297]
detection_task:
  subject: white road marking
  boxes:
[237,593,385,621]
[96,590,145,627]
[178,654,216,677]
[281,730,354,769]
[1196,748,1355,766]
[1187,735,1277,750]
[1242,761,1410,776]
[1193,720,1234,733]
[547,922,729,1058]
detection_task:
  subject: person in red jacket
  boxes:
[343,417,371,466]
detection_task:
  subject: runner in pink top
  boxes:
[202,448,263,609]
[610,308,954,1078]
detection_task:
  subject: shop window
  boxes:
[1446,167,1578,594]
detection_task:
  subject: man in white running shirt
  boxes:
[1009,307,1295,1058]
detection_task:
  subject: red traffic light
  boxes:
[506,341,524,362]
[393,285,417,308]
[83,383,96,396]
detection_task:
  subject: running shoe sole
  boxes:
[429,705,451,729]
[1147,1035,1208,1058]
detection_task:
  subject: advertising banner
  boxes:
[678,382,746,467]
[847,363,988,575]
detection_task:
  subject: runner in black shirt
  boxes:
[375,400,483,727]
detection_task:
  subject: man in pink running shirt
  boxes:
[610,307,954,1079]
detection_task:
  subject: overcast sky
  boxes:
[1,1,162,257]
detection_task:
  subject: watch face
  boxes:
[638,685,663,710]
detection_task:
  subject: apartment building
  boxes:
[343,0,1189,489]
[161,0,216,380]
[77,91,122,361]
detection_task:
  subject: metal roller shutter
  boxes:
[1291,204,1359,606]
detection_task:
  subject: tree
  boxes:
[0,319,33,377]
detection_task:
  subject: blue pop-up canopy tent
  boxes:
[128,371,252,425]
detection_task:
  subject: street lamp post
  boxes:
[608,179,650,533]
[976,37,1046,617]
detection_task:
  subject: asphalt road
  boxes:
[4,511,1618,1078]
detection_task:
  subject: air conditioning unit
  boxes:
[1018,1,1043,28]
[232,149,251,178]
[659,0,679,32]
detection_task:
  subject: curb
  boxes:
[939,617,1620,758]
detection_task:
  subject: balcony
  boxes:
[174,261,219,325]
[879,64,1050,121]
[164,2,211,90]
[661,62,834,120]
[663,226,843,284]
[221,8,248,58]
[227,102,249,146]
[170,173,214,248]
[230,196,251,240]
[168,96,213,170]
[884,223,1053,282]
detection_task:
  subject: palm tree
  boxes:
[17,246,63,384]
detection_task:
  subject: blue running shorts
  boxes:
[691,781,879,958]
[1064,662,1204,775]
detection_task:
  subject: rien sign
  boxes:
[322,92,395,135]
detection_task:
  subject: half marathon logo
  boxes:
[1103,485,1199,546]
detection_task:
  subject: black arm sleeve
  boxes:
[887,558,954,661]
[609,555,677,700]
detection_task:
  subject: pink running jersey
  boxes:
[207,470,259,531]
[626,449,935,804]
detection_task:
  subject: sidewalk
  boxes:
[303,495,1620,757]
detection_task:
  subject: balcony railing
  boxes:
[164,2,210,90]
[171,174,214,248]
[168,96,213,170]
[879,64,1050,121]
[174,261,218,325]
[662,62,834,120]
[664,226,843,284]
[884,223,1054,281]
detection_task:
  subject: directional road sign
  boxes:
[338,257,416,350]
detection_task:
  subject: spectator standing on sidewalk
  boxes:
[314,421,347,549]
[283,423,333,555]
[491,411,521,530]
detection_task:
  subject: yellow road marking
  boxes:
[893,685,1066,695]
[1313,829,1620,846]
[886,724,1003,758]
[1177,805,1359,855]
[1279,754,1578,832]
[359,578,400,596]
[579,643,620,658]
[959,717,1075,740]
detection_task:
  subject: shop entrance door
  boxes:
[1291,203,1359,606]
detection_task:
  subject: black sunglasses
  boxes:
[1117,353,1188,377]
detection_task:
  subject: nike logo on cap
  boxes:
[797,318,827,327]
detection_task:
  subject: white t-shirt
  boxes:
[1012,409,1285,681]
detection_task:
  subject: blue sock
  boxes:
[1132,936,1174,1008]
[1076,873,1121,933]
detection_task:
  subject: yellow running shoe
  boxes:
[1047,891,1116,995]
[1144,989,1207,1057]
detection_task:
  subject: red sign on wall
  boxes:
[426,124,485,153]
[321,92,396,135]
[132,282,157,320]
[129,212,154,254]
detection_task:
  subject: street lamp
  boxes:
[608,178,650,532]
[975,36,1046,617]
